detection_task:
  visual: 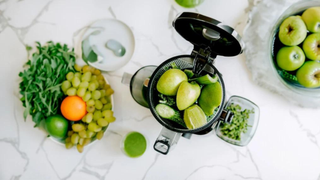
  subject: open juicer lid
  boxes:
[173,12,245,57]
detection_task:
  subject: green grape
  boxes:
[88,82,97,91]
[88,122,101,132]
[92,80,99,88]
[79,130,87,138]
[93,69,101,75]
[102,103,112,110]
[87,105,95,113]
[65,142,73,149]
[77,87,86,97]
[71,133,80,144]
[97,74,104,81]
[98,79,105,86]
[91,75,97,81]
[82,92,91,102]
[96,131,104,140]
[86,130,95,138]
[93,111,102,121]
[92,90,101,100]
[66,72,74,81]
[65,137,71,143]
[75,72,81,77]
[82,114,87,123]
[74,64,82,72]
[97,118,109,127]
[90,67,95,73]
[61,80,71,92]
[82,65,91,73]
[95,100,103,110]
[106,116,116,123]
[83,138,91,146]
[72,124,85,132]
[81,71,92,82]
[77,144,84,153]
[66,87,77,96]
[100,97,107,104]
[94,126,102,132]
[72,76,81,88]
[105,88,114,96]
[102,110,113,118]
[79,81,89,88]
[79,138,84,146]
[100,90,106,97]
[67,131,74,137]
[104,84,111,90]
[87,99,95,106]
[86,112,93,123]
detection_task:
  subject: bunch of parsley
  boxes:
[19,41,75,127]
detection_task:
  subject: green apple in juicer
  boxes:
[278,16,307,46]
[302,7,320,33]
[156,69,188,96]
[296,61,320,88]
[176,81,201,111]
[302,33,320,61]
[198,82,223,116]
[276,46,305,71]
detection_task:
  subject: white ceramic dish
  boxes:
[80,19,135,71]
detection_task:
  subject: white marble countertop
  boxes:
[2,0,320,179]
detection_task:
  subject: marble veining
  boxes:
[2,0,320,179]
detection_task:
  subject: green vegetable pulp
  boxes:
[19,41,75,127]
[219,103,254,141]
[124,132,147,158]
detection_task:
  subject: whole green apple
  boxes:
[278,16,307,46]
[198,82,222,116]
[157,69,188,96]
[276,46,305,71]
[296,61,320,88]
[302,7,320,33]
[176,81,200,110]
[302,33,320,61]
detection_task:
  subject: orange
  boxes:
[60,96,87,121]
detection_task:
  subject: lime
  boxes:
[183,105,207,130]
[45,114,69,139]
[123,132,147,158]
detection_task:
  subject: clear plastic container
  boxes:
[215,96,260,146]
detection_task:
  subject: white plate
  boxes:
[80,19,135,71]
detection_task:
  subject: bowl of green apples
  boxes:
[270,1,320,94]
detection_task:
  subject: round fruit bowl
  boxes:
[269,0,320,95]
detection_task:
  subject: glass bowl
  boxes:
[269,0,320,96]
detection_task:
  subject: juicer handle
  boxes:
[219,110,234,124]
[153,127,181,155]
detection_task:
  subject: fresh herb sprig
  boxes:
[19,41,76,127]
[219,103,254,141]
[158,93,176,106]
